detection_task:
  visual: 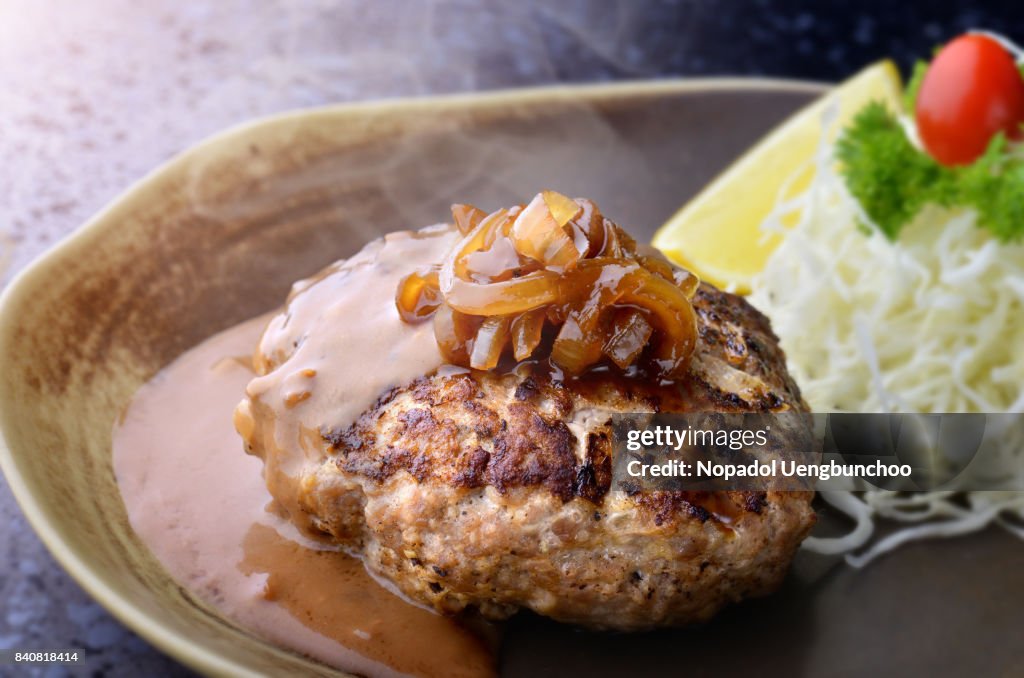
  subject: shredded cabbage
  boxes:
[748,106,1024,566]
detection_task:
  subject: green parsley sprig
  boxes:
[837,101,1024,242]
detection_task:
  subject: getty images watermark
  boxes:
[611,413,1024,493]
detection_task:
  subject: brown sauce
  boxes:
[241,524,495,677]
[111,224,741,676]
[113,312,495,677]
[236,227,459,538]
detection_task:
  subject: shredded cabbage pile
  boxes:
[748,110,1024,566]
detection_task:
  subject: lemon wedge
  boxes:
[653,60,903,294]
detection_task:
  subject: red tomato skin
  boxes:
[915,34,1024,166]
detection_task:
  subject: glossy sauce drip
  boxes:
[237,226,458,537]
[395,194,700,378]
[113,314,495,677]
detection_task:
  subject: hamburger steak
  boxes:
[237,205,815,631]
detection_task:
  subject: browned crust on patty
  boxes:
[319,283,806,517]
[254,282,816,629]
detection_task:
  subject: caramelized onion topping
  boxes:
[395,191,700,379]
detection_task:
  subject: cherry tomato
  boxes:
[915,33,1024,166]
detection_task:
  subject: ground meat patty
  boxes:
[243,273,816,631]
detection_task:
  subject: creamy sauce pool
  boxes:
[114,227,495,677]
[233,225,457,531]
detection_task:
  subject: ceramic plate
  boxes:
[2,79,1021,677]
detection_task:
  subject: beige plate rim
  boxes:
[0,76,828,677]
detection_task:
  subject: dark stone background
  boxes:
[3,1,1023,676]
[542,0,1024,81]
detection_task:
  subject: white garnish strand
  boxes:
[749,98,1024,567]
